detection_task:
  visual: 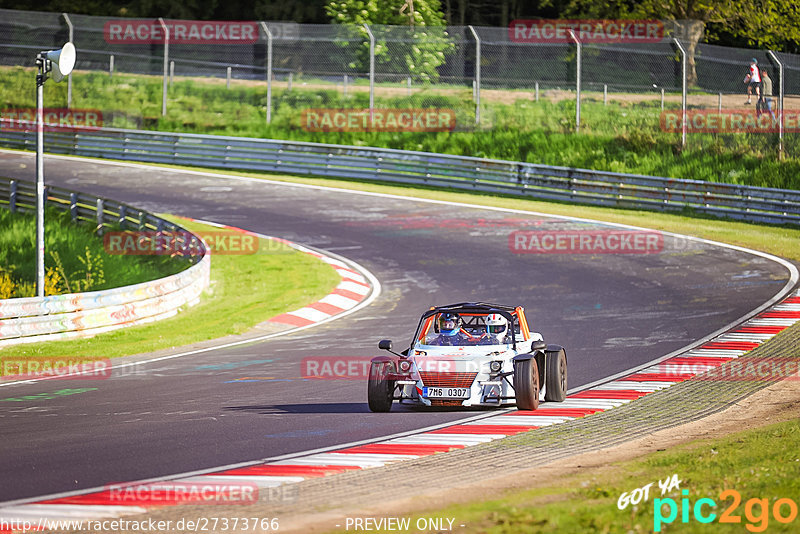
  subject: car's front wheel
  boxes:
[544,348,568,402]
[367,361,395,412]
[513,358,540,411]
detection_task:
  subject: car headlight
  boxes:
[489,361,502,373]
[399,360,412,372]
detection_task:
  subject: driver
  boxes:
[427,312,470,346]
[481,313,510,344]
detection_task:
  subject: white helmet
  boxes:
[485,313,508,341]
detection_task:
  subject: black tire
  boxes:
[544,348,568,402]
[367,362,394,412]
[513,358,540,411]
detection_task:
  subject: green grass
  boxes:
[4,66,798,190]
[0,216,341,360]
[0,206,185,296]
[372,418,800,533]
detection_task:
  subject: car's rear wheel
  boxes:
[544,348,568,402]
[368,362,395,412]
[513,358,540,411]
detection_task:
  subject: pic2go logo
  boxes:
[654,489,799,532]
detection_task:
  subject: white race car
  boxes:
[368,302,567,412]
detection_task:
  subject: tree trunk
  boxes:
[673,19,705,87]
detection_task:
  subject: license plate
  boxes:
[423,387,470,399]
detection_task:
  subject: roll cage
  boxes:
[410,302,531,352]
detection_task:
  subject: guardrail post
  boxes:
[673,38,687,148]
[69,192,77,221]
[364,23,375,127]
[138,211,146,230]
[96,198,104,236]
[468,25,481,125]
[568,29,581,132]
[118,205,127,229]
[159,18,169,116]
[9,180,16,212]
[767,50,784,159]
[62,13,74,108]
[259,22,273,125]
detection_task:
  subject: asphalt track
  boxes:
[0,151,793,503]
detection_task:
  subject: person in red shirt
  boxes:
[745,58,761,105]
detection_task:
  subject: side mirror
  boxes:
[378,339,393,351]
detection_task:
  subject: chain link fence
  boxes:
[0,8,798,163]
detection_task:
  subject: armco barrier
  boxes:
[0,177,210,347]
[1,126,798,225]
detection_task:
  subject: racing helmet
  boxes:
[438,312,462,336]
[485,313,508,341]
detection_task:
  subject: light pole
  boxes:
[35,42,76,297]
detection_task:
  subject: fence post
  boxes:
[9,180,16,213]
[158,18,169,116]
[169,61,174,85]
[468,25,481,125]
[603,84,607,105]
[288,72,293,91]
[70,192,78,221]
[259,22,273,125]
[568,30,581,132]
[227,66,232,89]
[364,24,375,127]
[61,13,73,108]
[535,81,539,102]
[673,38,687,148]
[109,54,114,79]
[767,50,784,159]
[407,76,411,95]
[343,74,348,98]
[661,88,664,110]
[96,198,104,236]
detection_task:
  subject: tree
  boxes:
[325,0,454,82]
[555,0,800,85]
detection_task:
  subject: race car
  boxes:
[368,302,567,412]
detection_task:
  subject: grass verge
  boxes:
[4,66,798,189]
[0,217,341,361]
[370,417,800,533]
[0,206,185,297]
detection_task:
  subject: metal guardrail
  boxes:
[0,176,210,346]
[0,126,798,225]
